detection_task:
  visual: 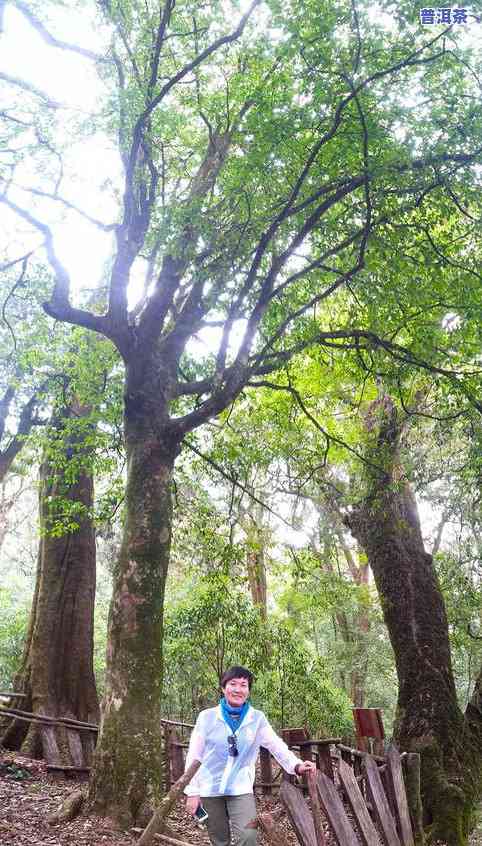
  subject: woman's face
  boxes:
[223,676,250,707]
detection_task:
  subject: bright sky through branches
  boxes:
[0,4,120,295]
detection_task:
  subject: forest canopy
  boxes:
[0,0,481,843]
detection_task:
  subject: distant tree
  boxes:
[2,399,100,760]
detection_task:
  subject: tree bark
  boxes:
[89,363,180,828]
[2,403,99,758]
[345,396,482,846]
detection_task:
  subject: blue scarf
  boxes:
[220,697,250,735]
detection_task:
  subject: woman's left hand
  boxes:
[295,761,317,775]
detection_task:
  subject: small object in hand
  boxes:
[194,804,209,827]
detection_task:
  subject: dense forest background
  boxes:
[1,390,481,735]
[0,0,481,843]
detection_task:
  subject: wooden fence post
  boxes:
[169,728,185,782]
[260,746,273,795]
[403,754,425,846]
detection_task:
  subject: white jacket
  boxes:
[184,704,302,797]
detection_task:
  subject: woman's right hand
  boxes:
[186,795,201,816]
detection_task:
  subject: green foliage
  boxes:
[436,549,482,709]
[0,589,29,687]
[254,626,353,736]
[1,10,482,831]
[163,572,353,735]
[163,572,268,716]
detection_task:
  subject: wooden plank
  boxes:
[280,779,317,846]
[364,756,400,846]
[41,725,62,766]
[300,742,314,766]
[138,759,201,846]
[160,719,194,730]
[0,706,98,731]
[66,728,85,768]
[337,744,385,764]
[316,743,335,782]
[307,771,327,846]
[403,754,424,846]
[163,725,172,790]
[386,746,414,846]
[353,753,363,778]
[340,746,353,767]
[338,759,380,846]
[260,747,274,796]
[316,772,359,846]
[169,728,184,782]
[83,731,96,766]
[353,709,385,740]
[282,728,310,745]
[46,764,91,773]
[0,691,26,698]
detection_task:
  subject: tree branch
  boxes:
[184,438,294,528]
[15,185,117,232]
[0,195,117,345]
[0,71,61,107]
[0,379,50,483]
[14,0,107,62]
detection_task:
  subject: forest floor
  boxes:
[1,751,481,846]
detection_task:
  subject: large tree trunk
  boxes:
[2,403,99,758]
[345,396,482,846]
[89,366,180,828]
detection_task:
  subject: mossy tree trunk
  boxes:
[345,395,482,846]
[88,361,181,828]
[2,402,99,758]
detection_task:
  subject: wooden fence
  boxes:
[1,698,420,815]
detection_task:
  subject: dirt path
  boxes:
[1,751,480,846]
[0,753,299,846]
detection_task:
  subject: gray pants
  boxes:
[201,794,257,846]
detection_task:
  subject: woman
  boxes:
[184,665,316,846]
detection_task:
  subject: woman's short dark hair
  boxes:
[220,665,253,690]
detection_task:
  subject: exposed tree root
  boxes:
[48,788,86,825]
